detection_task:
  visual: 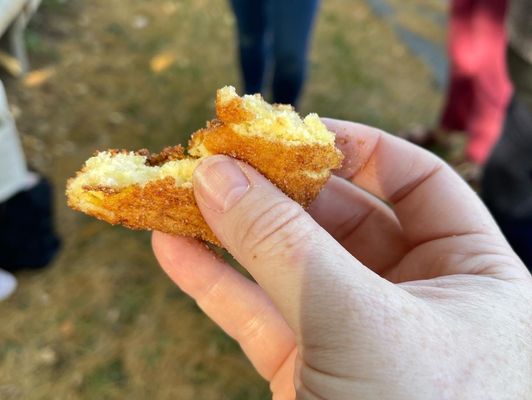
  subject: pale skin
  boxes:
[152,119,532,399]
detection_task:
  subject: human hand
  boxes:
[152,119,532,399]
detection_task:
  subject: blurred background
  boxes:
[0,0,516,398]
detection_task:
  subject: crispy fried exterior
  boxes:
[189,94,344,207]
[190,122,334,207]
[66,176,220,245]
[66,144,220,244]
[67,89,343,246]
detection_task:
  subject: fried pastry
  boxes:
[66,86,343,245]
[189,86,343,207]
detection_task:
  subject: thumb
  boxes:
[193,155,398,336]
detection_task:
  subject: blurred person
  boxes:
[481,0,532,268]
[229,0,320,107]
[153,119,531,399]
[408,0,511,172]
[441,0,512,165]
[0,81,60,300]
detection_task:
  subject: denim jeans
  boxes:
[229,0,320,107]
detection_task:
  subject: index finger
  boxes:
[324,118,500,246]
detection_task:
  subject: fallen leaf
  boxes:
[150,51,176,73]
[0,50,23,77]
[23,68,56,88]
[59,320,75,337]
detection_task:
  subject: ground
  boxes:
[0,0,446,398]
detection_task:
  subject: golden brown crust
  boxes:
[66,87,343,246]
[67,176,220,245]
[189,92,344,207]
[215,91,254,122]
[189,123,340,207]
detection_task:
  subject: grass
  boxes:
[1,0,443,398]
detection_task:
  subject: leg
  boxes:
[229,0,270,94]
[0,81,61,270]
[0,81,32,202]
[464,0,512,163]
[481,43,532,269]
[271,0,320,106]
[481,96,532,268]
[440,0,511,164]
[440,0,477,132]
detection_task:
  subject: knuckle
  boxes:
[237,311,267,346]
[195,268,227,310]
[237,199,309,256]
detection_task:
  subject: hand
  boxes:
[152,119,532,399]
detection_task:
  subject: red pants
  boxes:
[440,0,512,164]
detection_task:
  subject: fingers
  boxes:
[192,156,394,337]
[271,348,297,400]
[325,118,499,245]
[308,176,409,275]
[152,231,295,380]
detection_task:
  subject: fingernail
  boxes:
[194,156,250,213]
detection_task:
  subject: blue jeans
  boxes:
[229,0,320,107]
